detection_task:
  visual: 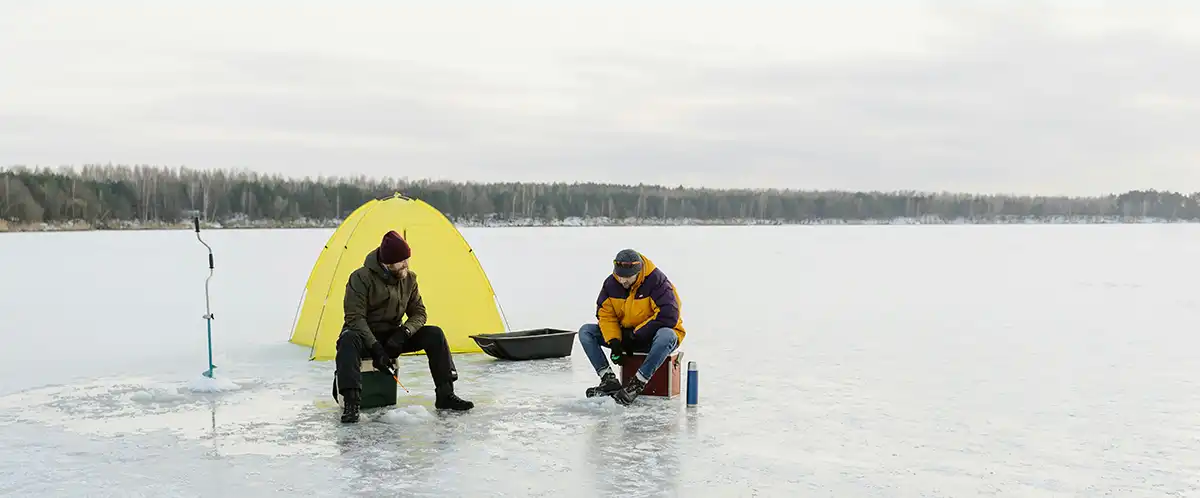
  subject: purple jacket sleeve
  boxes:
[633,274,679,338]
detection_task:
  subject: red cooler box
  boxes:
[619,350,684,398]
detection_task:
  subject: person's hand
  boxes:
[371,342,394,374]
[630,326,649,342]
[384,332,406,355]
[608,339,625,365]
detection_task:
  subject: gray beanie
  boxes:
[612,249,643,278]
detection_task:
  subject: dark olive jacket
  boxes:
[341,248,427,350]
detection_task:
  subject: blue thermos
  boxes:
[686,360,698,406]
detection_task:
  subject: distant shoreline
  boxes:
[6,165,1198,232]
[2,215,1198,233]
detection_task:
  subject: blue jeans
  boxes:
[578,323,678,381]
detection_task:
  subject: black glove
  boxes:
[384,332,406,356]
[608,339,625,365]
[370,342,394,374]
[630,326,651,343]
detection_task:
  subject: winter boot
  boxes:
[612,376,647,406]
[340,388,361,423]
[434,383,474,411]
[585,371,622,398]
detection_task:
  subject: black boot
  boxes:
[612,376,646,406]
[585,371,622,398]
[435,383,474,411]
[340,388,361,423]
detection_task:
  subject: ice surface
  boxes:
[2,224,1200,497]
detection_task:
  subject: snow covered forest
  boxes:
[2,164,1199,231]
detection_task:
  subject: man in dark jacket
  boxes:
[335,230,473,422]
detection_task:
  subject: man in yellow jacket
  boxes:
[579,248,686,405]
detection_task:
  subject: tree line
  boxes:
[2,164,1199,230]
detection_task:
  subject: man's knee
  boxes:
[653,328,677,347]
[578,323,601,338]
[337,329,363,351]
[414,325,447,346]
[580,323,608,349]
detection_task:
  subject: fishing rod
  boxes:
[375,361,409,393]
[387,365,410,394]
[194,216,217,378]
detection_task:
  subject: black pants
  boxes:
[335,325,458,393]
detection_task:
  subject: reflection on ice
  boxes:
[0,374,346,458]
[0,350,703,496]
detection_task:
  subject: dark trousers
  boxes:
[335,325,459,393]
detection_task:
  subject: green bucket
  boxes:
[335,359,398,410]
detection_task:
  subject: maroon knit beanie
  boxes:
[378,230,411,264]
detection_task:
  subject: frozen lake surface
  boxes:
[2,224,1199,497]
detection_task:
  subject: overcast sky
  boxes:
[2,1,1198,195]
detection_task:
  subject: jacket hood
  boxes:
[364,249,400,283]
[634,255,657,287]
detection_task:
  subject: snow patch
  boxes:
[558,395,623,414]
[375,406,435,424]
[186,375,241,393]
[129,389,187,404]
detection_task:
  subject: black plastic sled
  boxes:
[470,328,577,361]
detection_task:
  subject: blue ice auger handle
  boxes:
[194,216,217,378]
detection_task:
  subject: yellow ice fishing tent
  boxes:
[288,193,508,360]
